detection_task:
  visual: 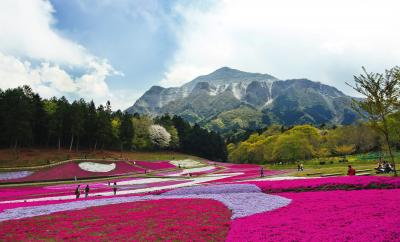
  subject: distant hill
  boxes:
[126,67,359,133]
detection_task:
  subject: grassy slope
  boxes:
[0,148,204,169]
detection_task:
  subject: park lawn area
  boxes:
[0,148,203,169]
[265,151,400,177]
[290,164,376,177]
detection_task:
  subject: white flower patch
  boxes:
[177,166,216,176]
[170,159,203,168]
[0,171,33,180]
[78,162,116,172]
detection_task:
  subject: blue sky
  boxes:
[0,0,400,110]
[51,0,179,90]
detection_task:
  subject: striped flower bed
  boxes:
[0,199,231,241]
[227,189,400,241]
[1,161,144,183]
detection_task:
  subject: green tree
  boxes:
[132,115,153,150]
[0,86,33,150]
[84,101,98,150]
[97,102,113,150]
[347,67,400,175]
[119,112,134,152]
[272,134,314,161]
[69,99,85,151]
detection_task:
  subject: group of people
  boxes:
[375,160,396,174]
[75,181,118,199]
[297,163,304,172]
[75,184,90,199]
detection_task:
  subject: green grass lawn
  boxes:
[265,151,400,177]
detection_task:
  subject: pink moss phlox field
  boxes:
[133,160,175,170]
[0,179,189,202]
[0,161,144,183]
[0,199,231,242]
[227,189,400,241]
[249,176,400,193]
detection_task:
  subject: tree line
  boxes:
[0,86,227,161]
[227,123,388,163]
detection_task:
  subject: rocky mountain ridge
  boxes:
[126,67,358,133]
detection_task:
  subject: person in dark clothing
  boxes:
[260,167,264,177]
[85,185,90,198]
[347,165,356,176]
[113,182,117,195]
[75,185,81,199]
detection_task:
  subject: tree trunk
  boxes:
[382,117,397,176]
[46,133,50,148]
[76,136,80,152]
[69,134,74,152]
[384,132,397,176]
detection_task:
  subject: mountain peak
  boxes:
[182,67,277,91]
[212,66,240,73]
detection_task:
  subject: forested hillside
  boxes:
[228,121,400,164]
[0,86,227,161]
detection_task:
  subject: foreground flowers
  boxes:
[227,189,400,241]
[0,199,231,241]
[1,162,400,242]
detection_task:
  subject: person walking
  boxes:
[260,167,264,177]
[75,185,81,199]
[113,182,117,195]
[85,185,90,198]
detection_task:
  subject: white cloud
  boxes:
[0,0,92,66]
[0,0,131,109]
[161,0,400,95]
[0,53,108,102]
